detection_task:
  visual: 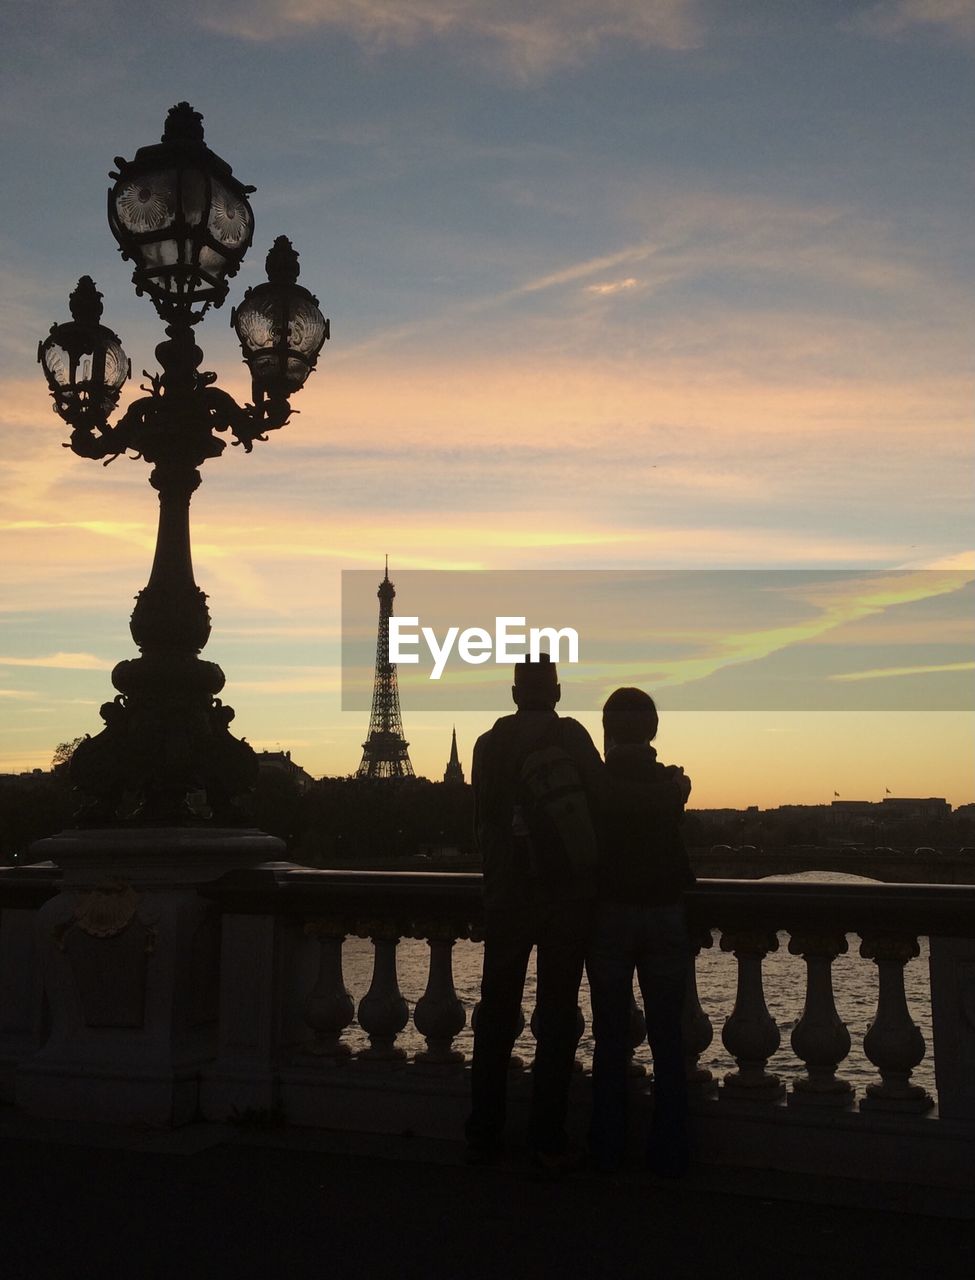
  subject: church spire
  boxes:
[443,725,465,785]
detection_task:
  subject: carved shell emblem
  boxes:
[72,878,139,939]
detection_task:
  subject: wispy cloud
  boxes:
[585,277,640,296]
[613,570,973,692]
[513,245,659,296]
[910,552,975,570]
[334,191,970,371]
[855,0,975,41]
[332,241,664,360]
[0,653,113,671]
[221,624,344,639]
[234,668,342,694]
[830,660,975,682]
[195,0,703,76]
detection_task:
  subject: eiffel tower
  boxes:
[356,559,415,779]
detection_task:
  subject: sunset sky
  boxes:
[1,1,972,806]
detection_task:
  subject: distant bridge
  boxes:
[689,846,975,885]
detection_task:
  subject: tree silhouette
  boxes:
[51,736,86,773]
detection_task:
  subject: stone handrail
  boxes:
[198,867,975,1125]
[202,864,975,934]
[3,858,974,1189]
[690,846,975,884]
[0,861,61,908]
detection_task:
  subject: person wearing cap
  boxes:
[464,655,689,1172]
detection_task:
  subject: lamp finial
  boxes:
[163,102,205,144]
[68,276,104,326]
[265,235,300,286]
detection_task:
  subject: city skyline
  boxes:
[1,2,972,805]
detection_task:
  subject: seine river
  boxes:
[340,872,937,1098]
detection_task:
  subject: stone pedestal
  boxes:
[930,936,975,1122]
[15,827,283,1127]
[0,863,58,1101]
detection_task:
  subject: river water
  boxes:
[340,872,936,1098]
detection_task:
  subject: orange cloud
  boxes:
[586,277,640,296]
[0,653,114,671]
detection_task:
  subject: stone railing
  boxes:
[689,845,975,885]
[2,859,973,1189]
[685,877,975,1114]
[195,867,484,1118]
[191,867,974,1182]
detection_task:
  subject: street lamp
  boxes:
[37,103,329,825]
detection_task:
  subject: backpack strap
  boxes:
[513,714,562,777]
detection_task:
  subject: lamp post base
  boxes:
[15,827,284,1127]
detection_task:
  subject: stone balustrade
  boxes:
[1,860,973,1190]
[196,868,974,1108]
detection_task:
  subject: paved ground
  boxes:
[0,1116,971,1279]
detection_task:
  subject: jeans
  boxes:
[586,900,689,1170]
[466,899,592,1155]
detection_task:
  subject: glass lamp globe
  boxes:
[232,236,329,401]
[38,277,129,427]
[107,102,255,321]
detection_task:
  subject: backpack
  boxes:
[512,720,599,899]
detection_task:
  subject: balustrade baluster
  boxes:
[300,919,354,1063]
[355,925,409,1062]
[787,932,854,1107]
[413,924,467,1065]
[719,929,784,1101]
[859,934,934,1113]
[682,927,715,1091]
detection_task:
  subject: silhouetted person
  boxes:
[586,687,695,1176]
[465,657,688,1172]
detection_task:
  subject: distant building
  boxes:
[257,750,315,791]
[880,797,950,820]
[443,727,465,786]
[689,808,748,822]
[828,800,876,823]
[775,805,832,817]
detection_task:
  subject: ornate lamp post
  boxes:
[37,103,328,825]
